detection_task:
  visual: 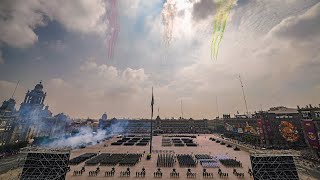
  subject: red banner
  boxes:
[302,120,319,150]
[265,119,272,137]
[257,119,265,140]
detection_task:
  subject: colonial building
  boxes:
[258,107,306,149]
[220,107,308,149]
[0,98,18,146]
[298,104,320,157]
[98,114,209,134]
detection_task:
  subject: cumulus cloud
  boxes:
[0,0,106,48]
[268,2,320,42]
[44,60,151,118]
[1,0,320,119]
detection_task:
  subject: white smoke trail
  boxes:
[162,0,177,47]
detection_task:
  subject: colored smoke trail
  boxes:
[107,0,120,59]
[161,0,177,47]
[211,0,234,60]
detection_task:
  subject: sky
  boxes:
[0,0,319,119]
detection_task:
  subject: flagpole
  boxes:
[150,87,154,154]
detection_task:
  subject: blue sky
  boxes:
[0,0,319,119]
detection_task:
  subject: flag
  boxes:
[151,87,154,118]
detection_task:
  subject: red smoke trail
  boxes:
[107,0,120,59]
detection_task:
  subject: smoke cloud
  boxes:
[44,120,129,149]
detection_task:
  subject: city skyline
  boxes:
[0,0,320,119]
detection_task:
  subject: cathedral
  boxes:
[17,81,54,142]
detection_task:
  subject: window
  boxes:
[302,111,310,118]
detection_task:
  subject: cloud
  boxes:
[192,0,217,21]
[1,0,320,119]
[268,2,320,42]
[41,0,107,34]
[44,60,151,118]
[0,0,107,48]
[0,80,25,107]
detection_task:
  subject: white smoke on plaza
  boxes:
[44,121,128,149]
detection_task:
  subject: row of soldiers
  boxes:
[177,154,197,167]
[203,169,214,178]
[218,169,229,179]
[157,154,175,167]
[219,158,242,167]
[233,169,245,178]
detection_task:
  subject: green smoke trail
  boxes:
[211,0,235,60]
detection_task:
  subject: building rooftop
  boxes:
[267,106,298,114]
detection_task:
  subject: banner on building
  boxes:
[257,119,265,140]
[278,121,299,142]
[265,119,273,137]
[302,120,319,150]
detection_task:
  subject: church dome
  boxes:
[35,81,43,90]
[101,113,107,120]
